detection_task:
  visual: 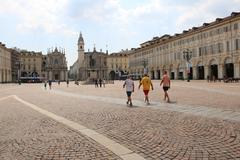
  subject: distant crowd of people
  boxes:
[44,79,69,90]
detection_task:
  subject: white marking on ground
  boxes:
[0,95,13,101]
[12,95,146,160]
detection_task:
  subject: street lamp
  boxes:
[183,49,192,82]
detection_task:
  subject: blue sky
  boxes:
[0,0,239,67]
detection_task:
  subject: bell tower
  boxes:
[78,32,84,67]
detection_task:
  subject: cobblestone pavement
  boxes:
[0,81,240,160]
[0,96,121,160]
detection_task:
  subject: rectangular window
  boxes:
[223,26,228,32]
[218,43,223,53]
[213,44,217,54]
[226,41,230,52]
[209,31,213,36]
[236,39,240,50]
[204,46,207,55]
[177,52,180,60]
[199,47,202,56]
[234,23,238,30]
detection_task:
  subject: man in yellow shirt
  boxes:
[138,74,153,105]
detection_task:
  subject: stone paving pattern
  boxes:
[1,80,240,159]
[0,96,120,160]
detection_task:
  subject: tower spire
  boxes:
[93,43,96,52]
[78,32,84,44]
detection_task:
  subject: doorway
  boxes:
[210,65,218,79]
[225,63,234,78]
[197,66,204,79]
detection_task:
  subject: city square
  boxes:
[0,1,240,160]
[0,80,240,159]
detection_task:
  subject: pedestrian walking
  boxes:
[95,79,98,88]
[66,79,69,87]
[48,80,52,90]
[99,78,102,87]
[44,80,47,89]
[123,75,134,106]
[160,71,171,103]
[138,74,153,105]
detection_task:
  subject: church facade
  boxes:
[45,48,68,81]
[77,33,108,81]
[19,47,68,81]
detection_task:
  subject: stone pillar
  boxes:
[154,70,158,79]
[175,68,178,80]
[218,64,223,79]
[49,71,52,80]
[9,70,13,82]
[234,63,240,78]
[0,69,2,82]
[3,70,6,82]
[60,71,64,81]
[204,66,209,79]
[193,66,197,80]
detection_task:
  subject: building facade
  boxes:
[20,51,43,78]
[45,48,68,81]
[129,12,240,80]
[18,48,67,81]
[77,33,108,81]
[107,50,130,80]
[9,48,20,82]
[0,42,12,83]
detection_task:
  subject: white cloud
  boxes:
[175,0,240,31]
[0,0,77,37]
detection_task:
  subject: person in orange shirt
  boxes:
[138,74,153,105]
[160,71,171,103]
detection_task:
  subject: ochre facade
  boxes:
[129,12,240,80]
[0,42,12,83]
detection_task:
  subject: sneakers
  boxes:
[127,101,133,107]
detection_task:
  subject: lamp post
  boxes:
[183,49,192,82]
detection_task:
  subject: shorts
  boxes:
[163,86,169,91]
[126,91,132,97]
[143,90,149,96]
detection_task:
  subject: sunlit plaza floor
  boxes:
[0,80,240,159]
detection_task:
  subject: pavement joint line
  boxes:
[0,95,14,101]
[52,89,240,123]
[11,95,146,160]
